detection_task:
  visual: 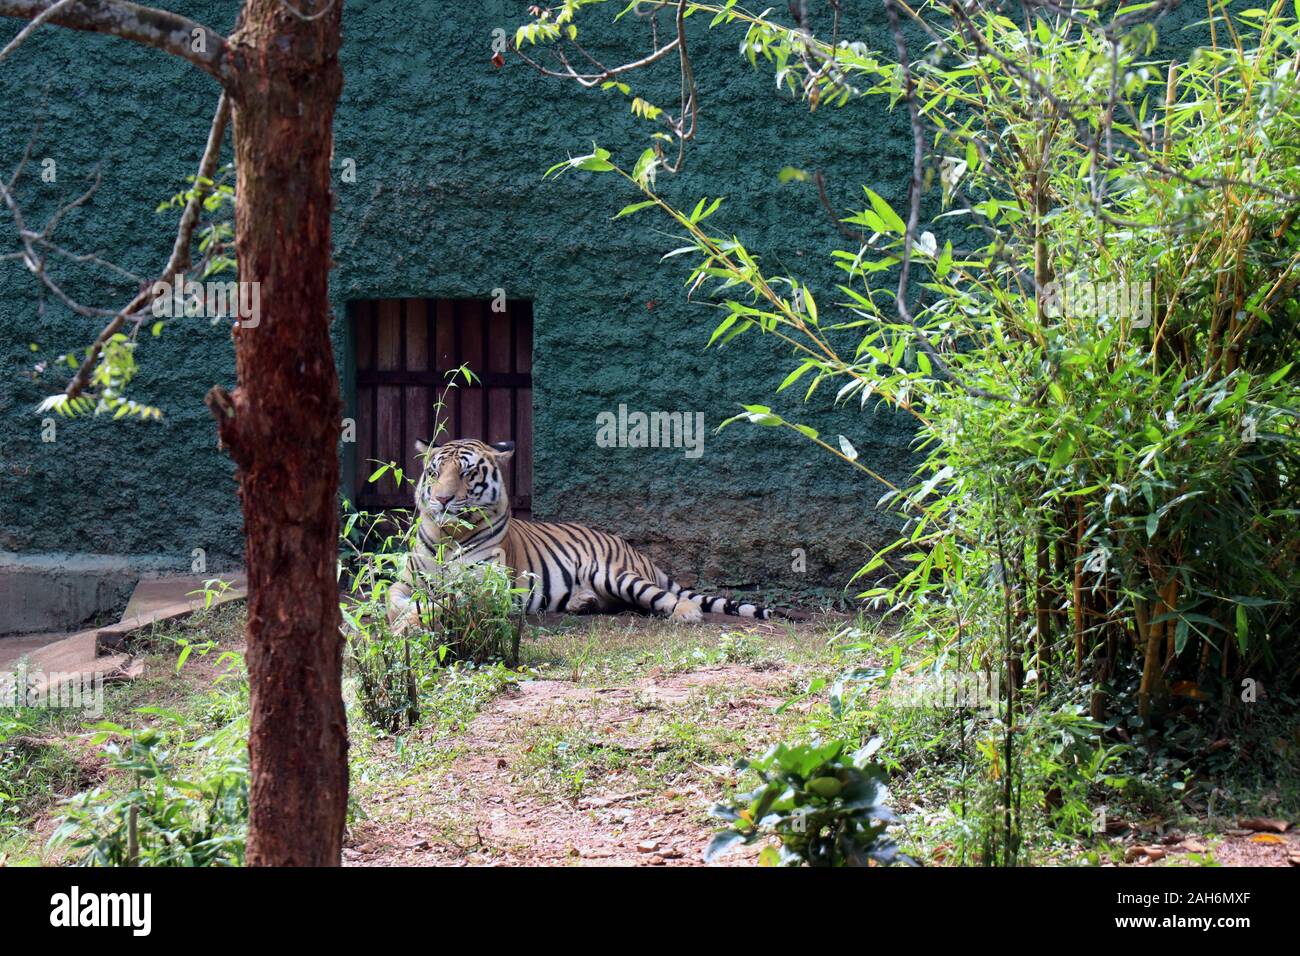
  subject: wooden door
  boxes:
[351,298,533,517]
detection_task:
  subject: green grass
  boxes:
[0,603,249,865]
[519,613,843,685]
[4,599,1288,867]
[0,727,92,838]
[348,661,521,784]
[513,708,747,804]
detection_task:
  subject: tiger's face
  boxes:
[415,438,515,524]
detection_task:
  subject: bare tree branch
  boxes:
[511,0,697,171]
[0,164,121,319]
[513,34,680,88]
[63,91,231,399]
[886,0,1013,404]
[0,0,73,65]
[277,0,336,23]
[0,0,229,81]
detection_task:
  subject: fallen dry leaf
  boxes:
[1249,833,1286,845]
[1239,817,1291,833]
[1125,845,1167,863]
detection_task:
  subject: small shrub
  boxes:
[717,632,764,665]
[342,505,527,733]
[706,738,912,867]
[413,561,526,665]
[347,627,426,734]
[50,713,248,867]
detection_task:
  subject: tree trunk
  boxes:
[207,0,347,866]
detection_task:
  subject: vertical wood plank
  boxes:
[460,378,485,441]
[436,385,459,445]
[488,306,511,373]
[459,300,485,441]
[435,299,456,373]
[354,301,373,372]
[405,386,431,483]
[377,385,403,496]
[516,386,533,507]
[405,299,428,371]
[460,299,485,379]
[488,385,513,497]
[376,299,401,371]
[356,383,374,498]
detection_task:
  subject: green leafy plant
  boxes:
[0,712,87,834]
[521,0,1300,863]
[340,372,529,733]
[706,737,911,866]
[345,540,527,733]
[717,631,764,664]
[29,161,236,422]
[50,711,247,867]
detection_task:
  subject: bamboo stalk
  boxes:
[1072,500,1086,675]
[127,804,138,867]
[1035,526,1052,686]
[1138,586,1166,720]
[1163,575,1180,663]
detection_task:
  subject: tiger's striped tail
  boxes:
[667,580,785,620]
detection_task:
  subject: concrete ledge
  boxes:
[0,551,192,636]
[1,571,245,705]
[96,574,247,652]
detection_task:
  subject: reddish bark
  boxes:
[3,0,351,867]
[206,0,347,867]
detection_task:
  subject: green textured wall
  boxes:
[0,2,1207,592]
[0,0,239,573]
[330,0,916,590]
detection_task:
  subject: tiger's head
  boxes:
[414,438,515,525]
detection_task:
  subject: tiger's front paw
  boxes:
[568,588,600,614]
[671,598,703,623]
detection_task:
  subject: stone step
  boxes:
[2,573,245,707]
[96,573,247,652]
[1,628,138,711]
[26,629,98,672]
[0,628,95,672]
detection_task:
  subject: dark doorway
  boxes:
[350,298,533,517]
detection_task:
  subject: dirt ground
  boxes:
[7,605,1296,867]
[340,612,1300,867]
[344,613,821,867]
[346,663,794,866]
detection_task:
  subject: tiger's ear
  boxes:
[415,440,435,457]
[489,440,515,461]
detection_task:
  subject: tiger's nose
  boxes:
[435,494,453,506]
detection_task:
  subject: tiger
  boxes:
[385,438,781,632]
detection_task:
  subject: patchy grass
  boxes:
[0,730,95,832]
[4,602,1294,867]
[519,613,840,685]
[343,611,849,865]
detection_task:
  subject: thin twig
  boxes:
[65,92,231,399]
[0,0,74,65]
